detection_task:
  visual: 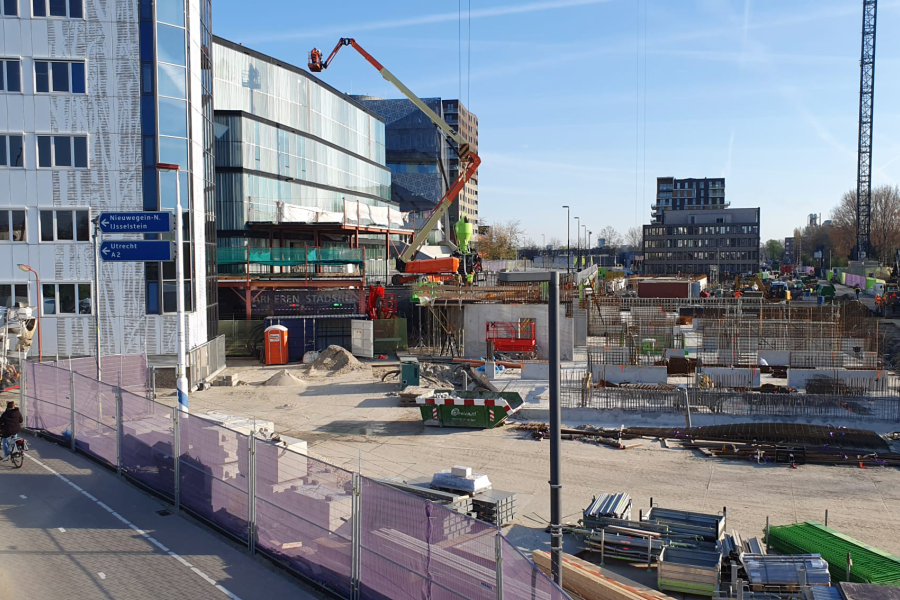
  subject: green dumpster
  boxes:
[416,390,524,429]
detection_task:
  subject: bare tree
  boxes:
[548,236,562,249]
[625,226,643,249]
[598,225,623,251]
[829,185,900,260]
[477,220,526,260]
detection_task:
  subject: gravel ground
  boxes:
[158,358,900,562]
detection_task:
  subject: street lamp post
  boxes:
[574,217,581,271]
[16,264,41,362]
[562,205,570,275]
[156,163,189,413]
[541,234,546,268]
[588,230,592,265]
[582,224,587,267]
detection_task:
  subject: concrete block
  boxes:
[451,466,472,478]
[522,362,550,380]
[702,367,761,388]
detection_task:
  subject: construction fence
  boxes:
[561,370,900,421]
[20,357,568,600]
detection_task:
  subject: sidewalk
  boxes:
[0,434,324,600]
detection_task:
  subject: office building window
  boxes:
[0,210,26,242]
[0,60,21,92]
[0,284,28,308]
[0,135,24,167]
[1,0,17,15]
[34,60,85,93]
[37,135,88,168]
[33,0,82,17]
[40,209,90,241]
[42,282,92,315]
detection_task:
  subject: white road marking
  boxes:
[26,454,243,600]
[19,495,26,499]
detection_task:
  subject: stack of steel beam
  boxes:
[471,489,517,527]
[583,492,632,524]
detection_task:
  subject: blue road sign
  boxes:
[100,240,174,262]
[98,211,174,234]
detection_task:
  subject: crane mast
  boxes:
[856,0,877,260]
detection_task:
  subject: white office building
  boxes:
[0,0,216,358]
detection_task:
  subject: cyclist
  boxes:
[0,400,23,461]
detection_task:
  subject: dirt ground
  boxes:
[157,358,900,563]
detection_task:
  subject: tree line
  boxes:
[477,221,644,260]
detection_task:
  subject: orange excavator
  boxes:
[309,39,483,285]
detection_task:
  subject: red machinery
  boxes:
[309,39,482,285]
[365,285,397,320]
[486,321,537,359]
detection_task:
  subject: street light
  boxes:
[16,264,41,362]
[156,162,189,413]
[588,230,592,265]
[574,217,581,271]
[562,205,570,275]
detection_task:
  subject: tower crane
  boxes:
[309,39,482,284]
[855,0,877,261]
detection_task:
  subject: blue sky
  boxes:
[214,0,900,246]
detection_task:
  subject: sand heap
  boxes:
[263,369,307,391]
[311,345,367,376]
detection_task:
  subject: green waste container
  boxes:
[399,356,420,389]
[416,390,524,429]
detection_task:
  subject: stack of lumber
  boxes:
[532,550,676,600]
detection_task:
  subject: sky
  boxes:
[213,0,900,246]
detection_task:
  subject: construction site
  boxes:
[6,1,900,599]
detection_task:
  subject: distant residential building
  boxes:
[784,237,795,265]
[643,207,761,276]
[652,176,727,222]
[354,96,479,227]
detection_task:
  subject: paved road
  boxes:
[0,434,324,600]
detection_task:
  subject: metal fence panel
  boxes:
[178,413,250,542]
[500,538,568,600]
[120,391,175,499]
[254,441,354,596]
[24,361,69,437]
[72,372,118,466]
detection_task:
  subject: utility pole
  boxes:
[562,205,570,276]
[548,271,562,586]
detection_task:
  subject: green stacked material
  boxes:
[767,521,900,586]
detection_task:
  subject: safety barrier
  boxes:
[20,357,569,600]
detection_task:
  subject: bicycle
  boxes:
[4,434,28,469]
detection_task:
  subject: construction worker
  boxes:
[855,285,861,301]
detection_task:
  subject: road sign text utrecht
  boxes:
[100,241,174,262]
[98,211,174,233]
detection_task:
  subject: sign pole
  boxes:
[93,219,102,381]
[174,169,189,413]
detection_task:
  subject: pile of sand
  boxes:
[263,370,308,391]
[311,345,367,375]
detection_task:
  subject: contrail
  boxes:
[246,0,611,44]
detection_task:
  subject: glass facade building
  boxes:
[0,0,214,357]
[213,38,391,255]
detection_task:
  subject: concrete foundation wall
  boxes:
[759,351,790,366]
[787,369,884,390]
[574,309,587,347]
[702,367,761,387]
[463,305,574,361]
[592,365,668,384]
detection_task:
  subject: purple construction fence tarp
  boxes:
[22,357,571,600]
[255,441,354,597]
[71,372,118,466]
[47,354,148,390]
[121,391,175,499]
[178,413,249,542]
[501,538,568,600]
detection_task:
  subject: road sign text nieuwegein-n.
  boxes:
[98,212,174,234]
